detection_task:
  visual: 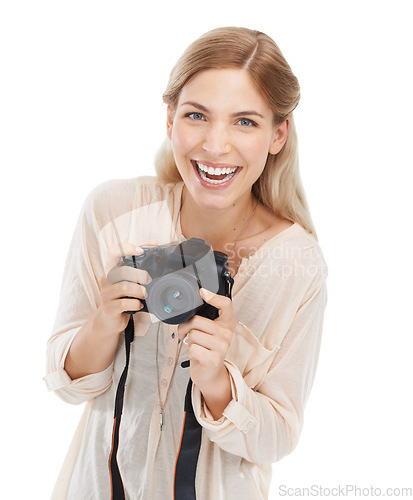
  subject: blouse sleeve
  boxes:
[43,184,114,405]
[191,259,327,464]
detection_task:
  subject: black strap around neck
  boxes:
[173,378,202,499]
[108,272,233,499]
[109,315,134,500]
[109,316,201,500]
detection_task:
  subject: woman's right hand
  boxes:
[93,240,158,337]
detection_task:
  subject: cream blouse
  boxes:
[44,176,328,499]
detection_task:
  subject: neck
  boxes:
[179,186,258,247]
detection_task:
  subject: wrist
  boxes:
[92,309,124,339]
[199,366,232,420]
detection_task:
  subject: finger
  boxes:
[186,329,224,351]
[105,282,148,301]
[107,242,144,261]
[200,287,223,304]
[187,343,215,366]
[178,315,211,340]
[178,318,201,340]
[200,288,233,316]
[177,314,215,340]
[136,239,160,254]
[140,239,159,248]
[107,265,152,285]
[178,322,188,341]
[107,240,159,264]
[113,297,144,315]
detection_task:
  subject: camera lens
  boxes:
[161,287,186,315]
[146,272,203,324]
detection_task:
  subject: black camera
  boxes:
[120,238,233,325]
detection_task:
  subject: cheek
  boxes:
[171,122,197,156]
[236,134,270,162]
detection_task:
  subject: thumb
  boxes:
[108,241,141,261]
[107,239,159,261]
[138,239,159,250]
[200,287,215,302]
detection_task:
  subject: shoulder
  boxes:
[290,224,327,273]
[81,176,183,226]
[249,223,328,299]
[263,223,326,269]
[84,175,178,206]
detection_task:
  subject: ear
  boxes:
[269,118,290,155]
[166,105,175,140]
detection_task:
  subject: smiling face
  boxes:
[166,68,289,211]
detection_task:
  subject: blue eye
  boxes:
[238,118,257,127]
[185,112,204,121]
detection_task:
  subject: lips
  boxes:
[191,160,242,189]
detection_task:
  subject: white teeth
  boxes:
[197,162,238,176]
[195,161,239,185]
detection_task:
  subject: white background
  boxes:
[1,1,412,498]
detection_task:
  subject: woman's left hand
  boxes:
[178,287,236,392]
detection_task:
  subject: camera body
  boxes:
[121,238,233,325]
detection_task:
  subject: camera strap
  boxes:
[108,315,202,500]
[109,314,134,500]
[109,273,234,499]
[173,377,201,499]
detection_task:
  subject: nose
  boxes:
[202,123,231,157]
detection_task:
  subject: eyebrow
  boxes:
[180,101,265,119]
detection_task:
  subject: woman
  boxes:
[45,26,327,499]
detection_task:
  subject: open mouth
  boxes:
[191,160,241,186]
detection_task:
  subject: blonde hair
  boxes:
[155,26,317,240]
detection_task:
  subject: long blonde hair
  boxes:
[155,26,317,240]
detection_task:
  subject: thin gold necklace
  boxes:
[177,196,260,261]
[155,321,184,432]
